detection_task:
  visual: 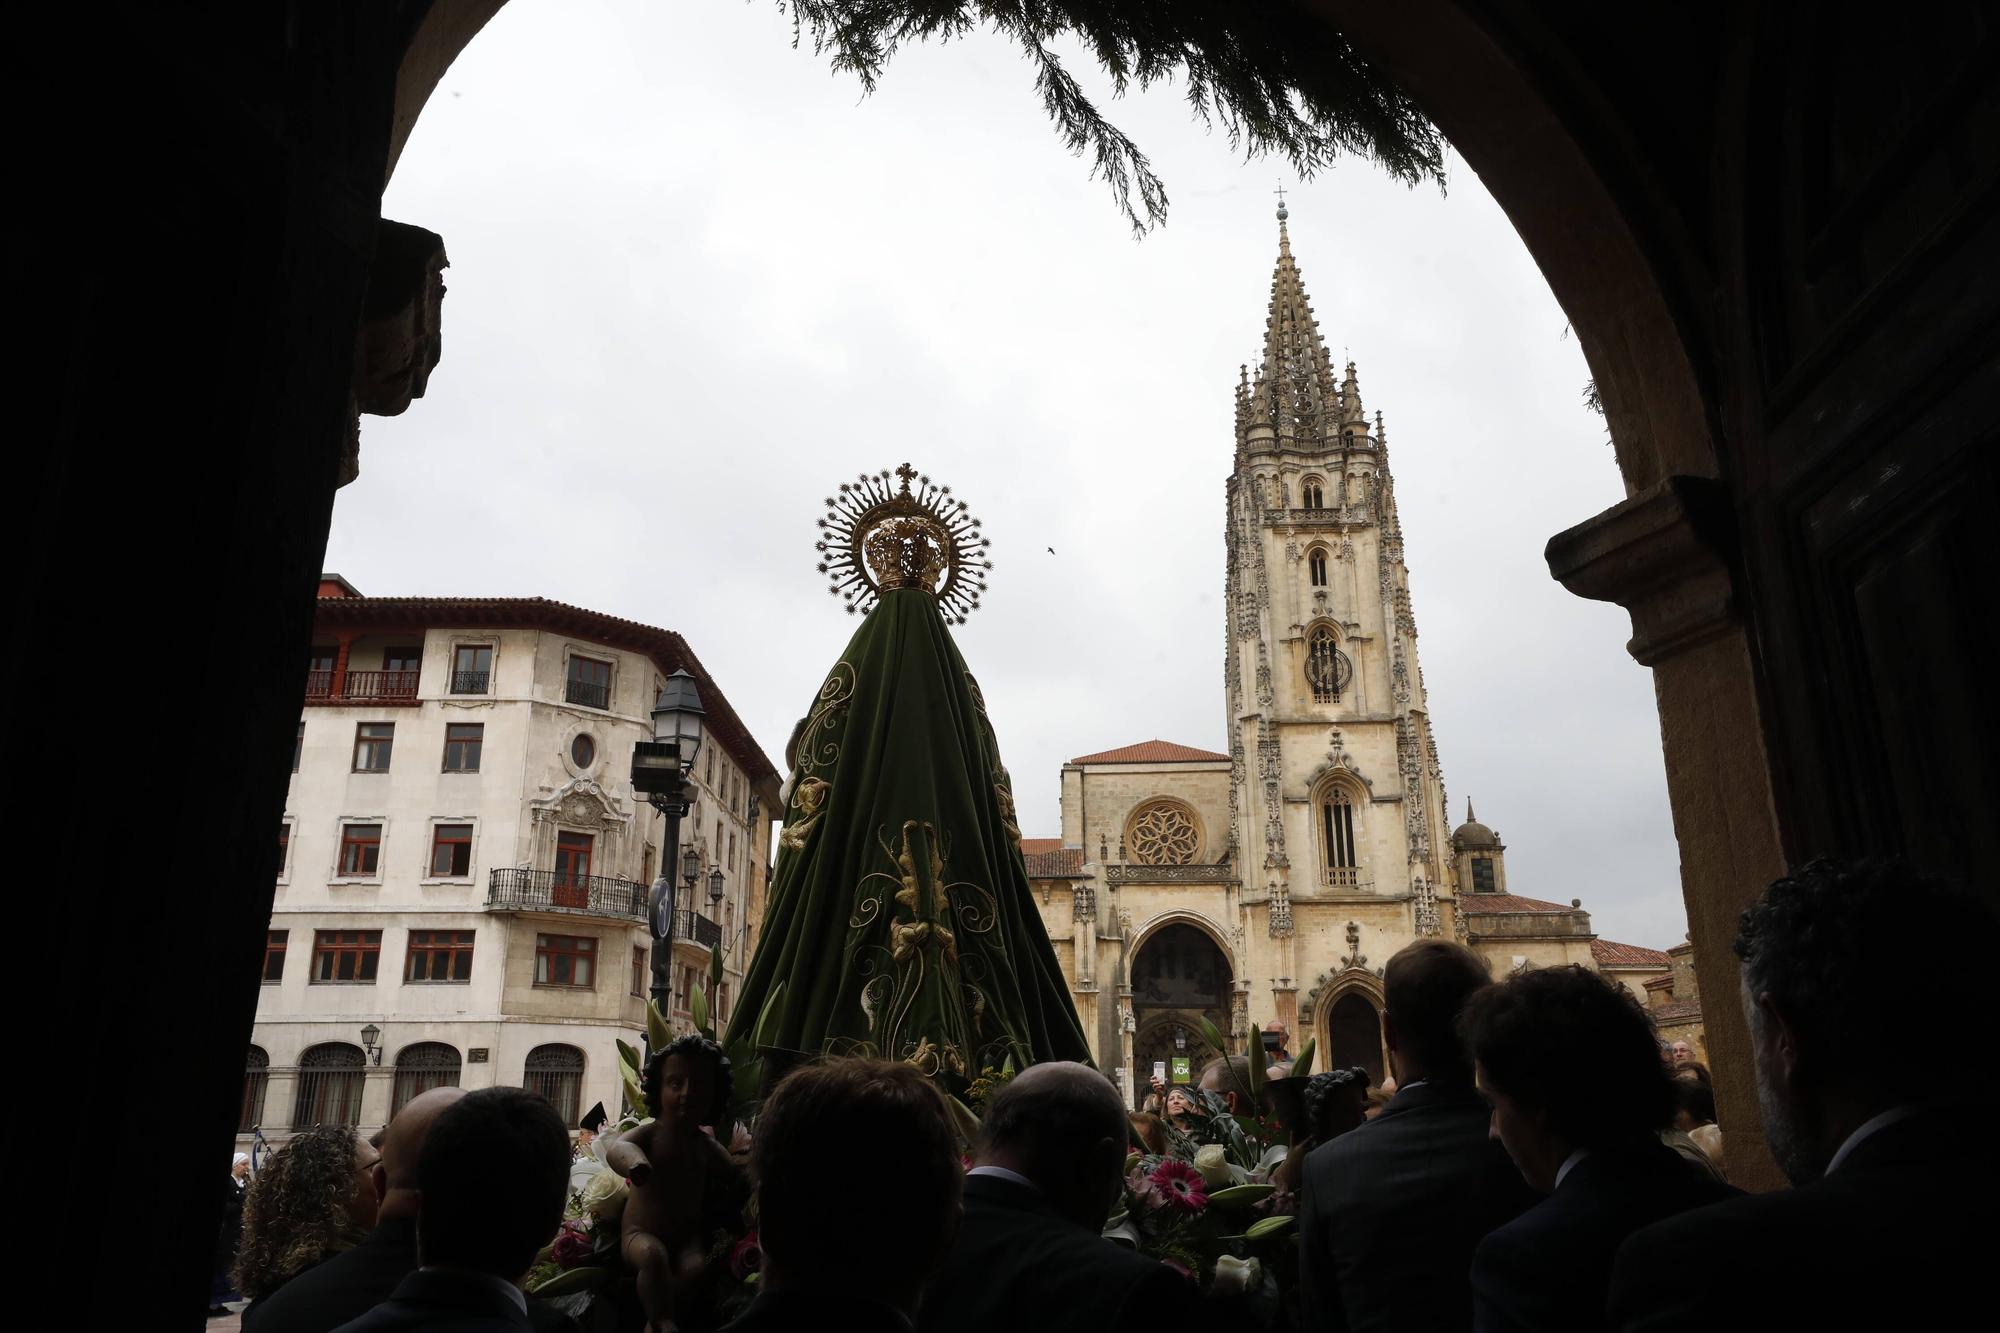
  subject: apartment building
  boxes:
[239,577,779,1146]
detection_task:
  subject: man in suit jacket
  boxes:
[335,1086,572,1333]
[247,1089,465,1333]
[921,1062,1183,1333]
[1610,860,2000,1330]
[1462,965,1738,1332]
[1299,941,1535,1333]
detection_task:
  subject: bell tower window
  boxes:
[1471,856,1496,894]
[1309,548,1329,586]
[1302,477,1325,509]
[1321,787,1358,888]
[1306,625,1350,703]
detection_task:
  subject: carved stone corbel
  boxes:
[1545,476,1739,666]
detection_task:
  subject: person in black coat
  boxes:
[334,1087,573,1333]
[921,1062,1183,1333]
[1461,965,1738,1332]
[1299,940,1535,1333]
[1610,860,2000,1331]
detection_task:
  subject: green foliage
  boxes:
[753,981,787,1051]
[691,979,712,1038]
[774,1,1447,234]
[646,998,671,1050]
[1291,1035,1316,1078]
[709,942,726,989]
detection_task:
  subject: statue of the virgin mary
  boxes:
[721,466,1090,1087]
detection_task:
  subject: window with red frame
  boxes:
[442,722,483,772]
[338,824,382,876]
[554,831,593,908]
[263,930,288,982]
[631,945,647,997]
[534,934,595,988]
[312,929,381,982]
[277,823,291,877]
[565,654,612,709]
[406,929,475,982]
[430,824,473,878]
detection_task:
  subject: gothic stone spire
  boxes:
[1250,208,1339,452]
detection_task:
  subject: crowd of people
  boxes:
[217,858,1996,1331]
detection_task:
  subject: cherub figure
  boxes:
[604,1034,741,1333]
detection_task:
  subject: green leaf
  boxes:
[646,999,671,1050]
[1244,1213,1296,1239]
[943,1094,982,1147]
[709,942,725,988]
[527,1266,612,1297]
[690,980,711,1037]
[731,1055,762,1116]
[754,981,787,1051]
[614,1038,641,1074]
[1195,1014,1228,1060]
[621,1067,648,1120]
[1291,1036,1316,1079]
[1205,1183,1276,1209]
[1246,1040,1266,1099]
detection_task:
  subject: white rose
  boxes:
[1210,1255,1262,1297]
[578,1166,628,1222]
[1192,1144,1233,1189]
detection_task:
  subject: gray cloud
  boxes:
[340,1,1687,950]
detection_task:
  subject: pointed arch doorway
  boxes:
[1128,922,1232,1105]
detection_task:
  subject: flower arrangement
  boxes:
[1103,1020,1323,1317]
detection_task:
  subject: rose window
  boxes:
[1129,801,1201,865]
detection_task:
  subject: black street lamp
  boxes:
[632,668,705,1055]
[707,865,727,957]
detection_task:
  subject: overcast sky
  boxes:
[342,1,1688,949]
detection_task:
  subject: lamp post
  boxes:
[632,668,705,1059]
[360,1023,382,1067]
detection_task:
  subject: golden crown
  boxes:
[816,464,991,623]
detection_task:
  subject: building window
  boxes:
[1309,547,1329,586]
[1126,799,1202,866]
[451,644,493,695]
[631,945,648,997]
[406,929,475,982]
[391,1042,462,1116]
[338,823,383,877]
[554,831,594,908]
[1321,788,1358,887]
[706,748,715,786]
[294,1043,366,1127]
[277,823,291,878]
[442,722,483,772]
[535,934,596,988]
[240,1046,269,1131]
[1306,626,1350,704]
[717,981,729,1024]
[307,647,336,698]
[383,646,422,673]
[294,721,304,772]
[262,930,288,982]
[352,722,394,771]
[641,843,656,886]
[312,929,382,982]
[524,1044,585,1126]
[1471,856,1496,894]
[430,824,473,878]
[1302,477,1325,509]
[565,655,612,710]
[570,733,596,769]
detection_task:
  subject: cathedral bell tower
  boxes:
[1222,202,1458,1010]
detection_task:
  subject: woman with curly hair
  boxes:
[234,1123,380,1314]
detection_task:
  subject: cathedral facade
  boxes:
[1024,211,1607,1103]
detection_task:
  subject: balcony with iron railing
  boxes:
[564,677,611,710]
[304,669,421,705]
[671,908,723,951]
[487,867,648,922]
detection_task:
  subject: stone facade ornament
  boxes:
[1342,920,1367,970]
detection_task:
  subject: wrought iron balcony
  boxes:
[565,678,611,710]
[303,669,421,704]
[450,669,491,695]
[672,908,722,951]
[487,867,648,922]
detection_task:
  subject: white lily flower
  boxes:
[1211,1254,1261,1296]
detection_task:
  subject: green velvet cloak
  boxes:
[723,588,1091,1084]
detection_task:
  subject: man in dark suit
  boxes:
[1610,860,2000,1331]
[921,1062,1183,1333]
[1462,965,1737,1331]
[721,1059,963,1333]
[1298,940,1534,1333]
[334,1086,572,1333]
[245,1089,465,1333]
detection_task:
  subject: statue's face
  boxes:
[656,1053,715,1125]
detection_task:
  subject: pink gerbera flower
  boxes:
[1148,1159,1209,1213]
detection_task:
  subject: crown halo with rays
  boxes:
[815,464,992,623]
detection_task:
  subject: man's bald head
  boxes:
[375,1086,468,1217]
[976,1062,1127,1229]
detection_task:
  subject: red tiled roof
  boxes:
[1069,739,1230,765]
[1021,841,1087,877]
[1667,940,1694,955]
[311,595,778,785]
[1460,893,1578,914]
[1593,939,1672,970]
[1650,997,1703,1024]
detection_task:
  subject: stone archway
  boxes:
[1325,992,1386,1086]
[1128,921,1234,1104]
